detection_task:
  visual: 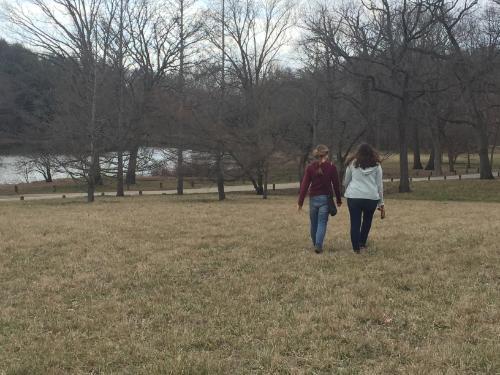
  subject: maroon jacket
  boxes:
[298,161,342,207]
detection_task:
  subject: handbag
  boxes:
[328,195,337,217]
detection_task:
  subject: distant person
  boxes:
[344,143,385,253]
[298,145,342,254]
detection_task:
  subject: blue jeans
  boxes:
[347,198,379,251]
[309,195,329,249]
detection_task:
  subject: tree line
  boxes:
[0,0,499,202]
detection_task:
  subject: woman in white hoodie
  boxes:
[343,143,385,253]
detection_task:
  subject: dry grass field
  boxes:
[1,194,499,374]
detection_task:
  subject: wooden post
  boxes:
[428,175,431,181]
[444,175,447,180]
[101,192,105,196]
[62,195,66,199]
[14,185,18,194]
[459,175,462,180]
[160,182,163,189]
[139,190,143,195]
[20,196,24,201]
[272,183,275,191]
[53,185,56,192]
[191,180,195,188]
[390,177,394,182]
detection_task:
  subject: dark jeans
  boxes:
[347,198,379,251]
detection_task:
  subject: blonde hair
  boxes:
[312,144,329,175]
[312,144,329,159]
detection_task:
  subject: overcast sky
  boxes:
[0,0,494,70]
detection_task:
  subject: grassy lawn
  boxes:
[1,195,499,374]
[385,179,500,203]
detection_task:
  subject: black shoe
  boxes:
[353,249,361,254]
[315,246,323,254]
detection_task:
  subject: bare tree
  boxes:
[434,0,497,179]
[206,0,295,197]
[5,0,119,202]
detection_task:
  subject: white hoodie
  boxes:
[343,162,384,206]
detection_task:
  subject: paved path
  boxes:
[0,172,489,202]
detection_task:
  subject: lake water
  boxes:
[0,149,180,184]
[0,156,66,184]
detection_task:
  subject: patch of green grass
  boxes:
[385,179,500,203]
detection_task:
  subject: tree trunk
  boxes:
[177,0,186,195]
[398,81,411,193]
[361,78,376,145]
[116,0,125,198]
[249,176,259,193]
[430,121,442,176]
[94,159,103,186]
[216,151,225,201]
[262,165,268,200]
[87,181,95,203]
[298,151,309,182]
[412,121,423,169]
[177,148,184,194]
[490,121,499,169]
[425,145,435,171]
[45,165,52,183]
[336,151,347,190]
[87,153,97,203]
[126,147,138,185]
[256,170,264,195]
[116,151,124,196]
[447,149,455,173]
[477,126,494,179]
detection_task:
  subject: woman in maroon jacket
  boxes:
[298,145,342,253]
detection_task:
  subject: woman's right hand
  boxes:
[378,205,386,219]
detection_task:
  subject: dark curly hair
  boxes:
[346,143,381,169]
